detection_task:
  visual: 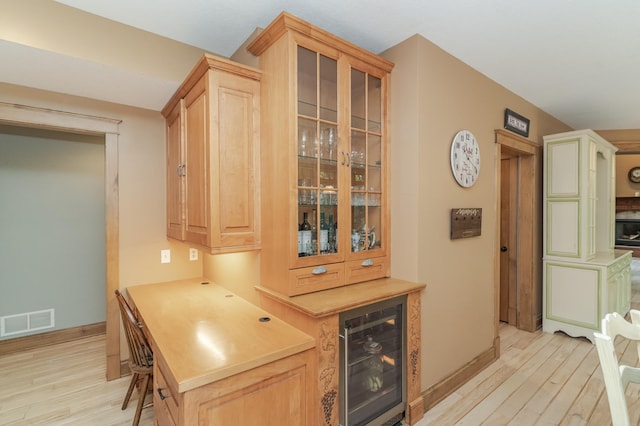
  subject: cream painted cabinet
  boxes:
[542,129,631,341]
[162,54,261,253]
[248,12,394,296]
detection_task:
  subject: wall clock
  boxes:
[628,166,640,183]
[450,130,480,187]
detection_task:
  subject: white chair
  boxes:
[594,310,640,426]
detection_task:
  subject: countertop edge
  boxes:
[256,277,426,318]
[177,339,315,393]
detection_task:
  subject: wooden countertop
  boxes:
[256,277,426,318]
[126,278,315,393]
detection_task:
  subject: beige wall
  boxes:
[381,35,572,389]
[1,0,205,82]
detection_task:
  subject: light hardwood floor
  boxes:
[417,258,640,426]
[0,335,153,425]
[2,261,640,426]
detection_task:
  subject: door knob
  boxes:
[500,246,508,252]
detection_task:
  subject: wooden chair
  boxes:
[115,289,154,426]
[594,310,640,426]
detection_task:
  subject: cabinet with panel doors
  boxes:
[542,129,631,341]
[162,54,262,253]
[248,12,394,296]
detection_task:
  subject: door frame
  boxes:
[0,102,122,380]
[494,129,541,344]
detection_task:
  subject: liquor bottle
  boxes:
[300,212,312,256]
[328,214,335,253]
[320,212,329,253]
[298,222,303,256]
[311,209,317,255]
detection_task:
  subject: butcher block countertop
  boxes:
[126,278,315,393]
[256,277,426,318]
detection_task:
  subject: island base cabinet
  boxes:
[542,251,631,343]
[154,349,314,425]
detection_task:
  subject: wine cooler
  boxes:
[339,296,406,426]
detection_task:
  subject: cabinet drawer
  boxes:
[155,394,177,426]
[345,257,389,284]
[155,364,179,425]
[289,263,344,296]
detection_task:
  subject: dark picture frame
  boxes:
[504,108,530,137]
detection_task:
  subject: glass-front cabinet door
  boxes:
[349,68,385,257]
[296,46,341,260]
[295,44,388,266]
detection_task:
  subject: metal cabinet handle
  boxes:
[361,259,374,267]
[312,266,327,275]
[176,163,186,176]
[157,387,172,400]
[341,151,346,166]
[346,152,351,167]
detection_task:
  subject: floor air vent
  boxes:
[1,309,55,337]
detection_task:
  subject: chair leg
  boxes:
[132,373,151,426]
[122,373,139,410]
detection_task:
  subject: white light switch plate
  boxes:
[160,249,171,264]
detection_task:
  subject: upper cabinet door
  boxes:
[296,46,341,262]
[162,55,262,254]
[348,67,388,260]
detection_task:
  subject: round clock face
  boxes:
[450,130,481,187]
[629,167,640,183]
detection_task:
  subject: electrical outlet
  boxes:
[189,248,199,261]
[160,249,171,264]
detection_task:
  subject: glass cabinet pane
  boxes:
[351,69,366,130]
[368,135,382,192]
[320,55,338,122]
[367,75,382,132]
[298,47,317,117]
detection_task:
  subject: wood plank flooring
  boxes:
[417,259,640,426]
[2,260,640,425]
[0,335,153,425]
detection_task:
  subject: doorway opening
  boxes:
[0,102,121,380]
[495,129,540,336]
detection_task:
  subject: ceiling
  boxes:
[27,1,640,130]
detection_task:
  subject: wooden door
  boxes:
[166,100,184,240]
[210,69,261,249]
[500,157,518,325]
[183,76,209,247]
[495,129,540,333]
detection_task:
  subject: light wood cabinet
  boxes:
[542,129,631,341]
[256,278,425,425]
[127,278,315,426]
[248,12,394,296]
[154,348,313,426]
[162,54,262,253]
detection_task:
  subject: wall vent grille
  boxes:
[0,309,55,337]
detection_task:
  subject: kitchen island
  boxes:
[126,278,315,425]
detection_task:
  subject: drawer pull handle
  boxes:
[361,259,374,267]
[157,387,172,400]
[312,266,327,275]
